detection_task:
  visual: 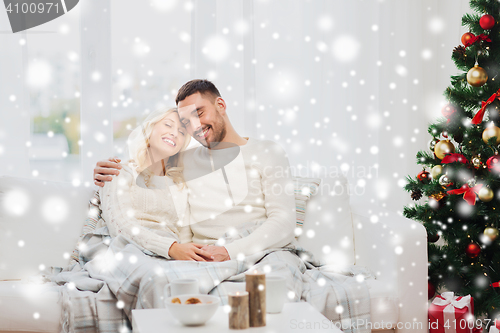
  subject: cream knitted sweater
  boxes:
[183,138,296,259]
[99,163,192,259]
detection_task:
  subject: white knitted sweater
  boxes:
[99,163,192,259]
[183,138,296,259]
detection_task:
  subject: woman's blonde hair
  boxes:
[127,107,191,187]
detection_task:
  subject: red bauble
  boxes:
[441,104,457,118]
[487,156,500,174]
[428,281,436,299]
[417,170,431,183]
[462,32,475,46]
[480,14,496,30]
[466,243,481,259]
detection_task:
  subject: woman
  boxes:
[99,107,211,261]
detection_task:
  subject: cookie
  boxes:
[185,297,202,304]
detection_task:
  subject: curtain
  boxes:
[0,0,472,212]
[189,0,471,212]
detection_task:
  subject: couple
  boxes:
[93,79,296,264]
[56,79,371,333]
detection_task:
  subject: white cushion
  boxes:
[296,173,355,267]
[366,278,399,330]
[0,281,61,333]
[0,177,95,280]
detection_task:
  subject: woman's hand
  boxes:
[168,242,214,261]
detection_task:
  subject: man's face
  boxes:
[178,92,226,149]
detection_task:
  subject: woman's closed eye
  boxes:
[165,122,185,135]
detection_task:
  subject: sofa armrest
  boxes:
[351,202,427,333]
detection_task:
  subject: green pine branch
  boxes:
[404,0,500,319]
[462,13,483,33]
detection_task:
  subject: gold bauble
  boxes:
[439,175,452,186]
[429,192,446,201]
[478,186,494,202]
[472,155,482,169]
[431,165,443,179]
[428,192,446,210]
[484,227,499,241]
[434,140,455,159]
[429,192,446,200]
[467,65,488,87]
[482,126,500,145]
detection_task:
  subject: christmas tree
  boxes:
[403,0,500,323]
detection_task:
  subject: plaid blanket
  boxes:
[43,221,371,333]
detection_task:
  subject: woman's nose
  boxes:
[168,128,179,138]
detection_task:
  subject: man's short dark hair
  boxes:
[175,79,221,105]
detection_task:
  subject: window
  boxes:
[110,0,193,161]
[1,5,81,182]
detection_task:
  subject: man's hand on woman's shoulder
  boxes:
[94,157,123,187]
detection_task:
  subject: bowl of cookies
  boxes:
[165,294,220,326]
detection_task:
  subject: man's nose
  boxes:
[191,116,201,130]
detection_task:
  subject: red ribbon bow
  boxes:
[471,87,500,124]
[464,33,492,47]
[447,184,483,205]
[441,153,468,164]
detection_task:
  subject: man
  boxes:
[93,79,296,262]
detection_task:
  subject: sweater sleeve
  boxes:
[224,142,296,259]
[99,165,180,259]
[179,201,194,243]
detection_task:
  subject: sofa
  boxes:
[0,173,428,333]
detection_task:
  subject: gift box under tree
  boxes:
[429,292,478,333]
[489,320,500,333]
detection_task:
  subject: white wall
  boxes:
[187,0,471,213]
[0,0,473,213]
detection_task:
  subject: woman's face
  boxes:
[148,112,187,161]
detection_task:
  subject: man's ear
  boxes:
[215,97,227,115]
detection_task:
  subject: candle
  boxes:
[228,291,249,330]
[245,270,266,327]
